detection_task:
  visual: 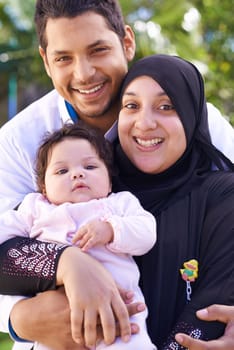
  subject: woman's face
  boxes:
[118,76,187,174]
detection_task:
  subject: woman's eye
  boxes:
[123,102,138,110]
[159,104,175,111]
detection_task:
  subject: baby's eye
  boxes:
[56,168,68,175]
[85,165,97,170]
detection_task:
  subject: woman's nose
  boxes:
[134,109,157,130]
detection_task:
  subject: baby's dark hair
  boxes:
[36,122,114,193]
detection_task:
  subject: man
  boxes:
[0,1,233,349]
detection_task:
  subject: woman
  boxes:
[112,54,234,348]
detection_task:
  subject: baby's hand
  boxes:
[72,219,114,251]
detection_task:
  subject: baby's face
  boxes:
[44,138,111,205]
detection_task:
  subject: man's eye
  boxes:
[93,47,109,54]
[56,56,70,62]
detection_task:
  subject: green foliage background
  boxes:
[120,0,234,125]
[0,332,13,349]
[0,0,234,126]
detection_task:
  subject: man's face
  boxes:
[40,12,135,131]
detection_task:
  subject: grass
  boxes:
[0,333,13,350]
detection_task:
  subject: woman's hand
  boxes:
[175,304,234,350]
[10,285,144,349]
[57,247,133,347]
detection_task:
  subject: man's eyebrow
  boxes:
[87,39,110,49]
[51,50,70,56]
[51,40,110,55]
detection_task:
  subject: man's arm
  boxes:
[10,288,86,350]
[175,305,234,350]
[207,103,234,162]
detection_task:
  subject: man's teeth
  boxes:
[136,138,163,147]
[78,84,103,94]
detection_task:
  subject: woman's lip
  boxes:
[134,137,164,147]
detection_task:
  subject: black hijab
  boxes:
[113,54,233,214]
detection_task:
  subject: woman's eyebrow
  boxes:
[123,90,167,97]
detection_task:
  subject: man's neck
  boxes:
[79,102,120,135]
[80,113,117,135]
[65,100,119,135]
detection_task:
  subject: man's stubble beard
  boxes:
[75,94,119,120]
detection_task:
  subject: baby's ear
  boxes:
[42,185,47,197]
